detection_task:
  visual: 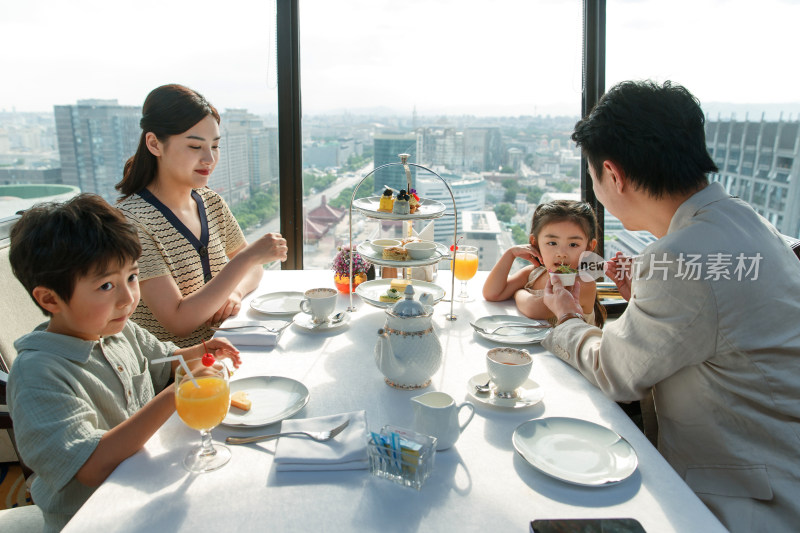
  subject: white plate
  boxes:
[356,241,449,267]
[513,417,638,486]
[355,279,446,308]
[250,292,304,315]
[352,196,447,220]
[293,311,351,331]
[467,372,544,408]
[222,376,310,427]
[470,315,551,344]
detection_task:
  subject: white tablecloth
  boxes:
[64,271,725,533]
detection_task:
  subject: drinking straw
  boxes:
[152,353,199,388]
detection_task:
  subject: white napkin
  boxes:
[410,221,437,281]
[211,321,279,347]
[274,410,368,471]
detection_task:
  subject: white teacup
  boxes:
[486,348,532,398]
[299,288,338,324]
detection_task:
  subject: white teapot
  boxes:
[374,285,442,389]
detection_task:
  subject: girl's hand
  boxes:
[206,294,242,326]
[508,244,543,267]
[202,337,242,368]
[542,276,583,319]
[605,252,632,301]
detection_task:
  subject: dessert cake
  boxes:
[382,246,409,261]
[392,189,411,215]
[230,391,251,411]
[379,287,403,302]
[378,188,394,212]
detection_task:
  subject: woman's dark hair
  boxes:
[572,80,718,198]
[115,84,220,200]
[9,194,142,315]
[530,200,606,328]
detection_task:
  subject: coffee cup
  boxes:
[299,288,338,324]
[486,348,532,398]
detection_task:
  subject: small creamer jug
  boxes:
[411,391,475,451]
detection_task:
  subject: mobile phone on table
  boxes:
[530,518,646,533]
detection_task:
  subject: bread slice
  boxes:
[230,390,251,411]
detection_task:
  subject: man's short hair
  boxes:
[572,80,718,198]
[9,194,142,315]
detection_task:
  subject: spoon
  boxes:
[312,311,347,328]
[474,379,491,394]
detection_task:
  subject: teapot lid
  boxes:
[391,285,427,317]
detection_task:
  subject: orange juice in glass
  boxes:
[175,360,231,473]
[453,246,478,302]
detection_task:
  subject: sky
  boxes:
[2,0,800,118]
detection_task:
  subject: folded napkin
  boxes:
[211,321,279,347]
[274,410,368,472]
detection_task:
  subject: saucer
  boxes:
[467,372,544,408]
[293,312,351,332]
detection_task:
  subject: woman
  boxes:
[116,84,287,347]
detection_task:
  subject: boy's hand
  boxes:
[202,337,242,368]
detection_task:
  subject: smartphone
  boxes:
[530,518,646,533]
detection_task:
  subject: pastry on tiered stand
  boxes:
[392,190,411,215]
[378,189,394,212]
[409,189,420,214]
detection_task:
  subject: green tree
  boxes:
[494,203,516,223]
[511,224,529,244]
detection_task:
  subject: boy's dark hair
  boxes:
[572,80,718,198]
[9,194,142,315]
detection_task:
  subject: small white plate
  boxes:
[250,291,304,315]
[355,279,446,308]
[293,311,351,331]
[352,196,447,220]
[356,241,448,267]
[467,372,544,408]
[513,417,638,486]
[222,376,310,427]
[471,315,551,344]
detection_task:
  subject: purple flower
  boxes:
[331,246,371,275]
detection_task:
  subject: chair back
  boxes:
[0,240,44,373]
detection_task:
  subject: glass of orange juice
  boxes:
[453,245,479,302]
[175,359,231,473]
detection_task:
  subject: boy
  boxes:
[7,194,240,532]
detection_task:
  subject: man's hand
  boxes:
[542,275,583,319]
[605,251,632,301]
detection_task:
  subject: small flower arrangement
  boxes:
[331,245,372,293]
[332,245,371,275]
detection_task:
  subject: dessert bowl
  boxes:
[404,240,437,259]
[549,272,577,287]
[369,238,402,254]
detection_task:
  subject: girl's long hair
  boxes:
[530,200,606,327]
[115,84,220,200]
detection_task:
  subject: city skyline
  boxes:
[2,0,800,118]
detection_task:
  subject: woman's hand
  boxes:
[542,276,583,319]
[248,232,288,264]
[206,293,242,326]
[605,251,632,301]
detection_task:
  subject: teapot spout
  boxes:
[375,328,402,378]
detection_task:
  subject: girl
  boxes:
[483,200,605,327]
[116,84,288,347]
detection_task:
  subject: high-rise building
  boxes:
[706,118,800,238]
[54,100,140,202]
[414,167,486,243]
[464,127,502,173]
[373,133,417,195]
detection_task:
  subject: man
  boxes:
[542,80,800,532]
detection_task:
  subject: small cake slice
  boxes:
[390,278,412,292]
[382,246,408,261]
[230,391,252,411]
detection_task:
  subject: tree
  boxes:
[494,203,516,223]
[512,225,529,244]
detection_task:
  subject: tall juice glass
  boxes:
[453,246,479,302]
[175,360,231,473]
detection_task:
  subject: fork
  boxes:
[472,322,551,336]
[212,321,292,334]
[225,419,350,445]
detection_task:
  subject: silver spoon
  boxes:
[474,379,491,394]
[311,311,347,328]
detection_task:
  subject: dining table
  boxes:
[63,270,726,533]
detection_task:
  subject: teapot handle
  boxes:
[457,402,475,433]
